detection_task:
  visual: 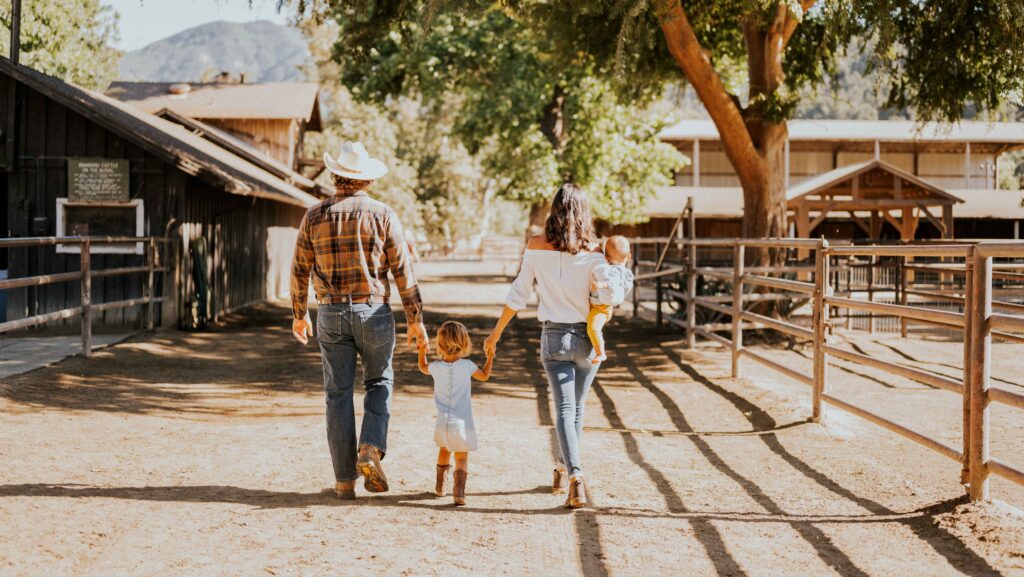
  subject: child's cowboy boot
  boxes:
[552,468,568,494]
[453,470,468,506]
[435,464,451,497]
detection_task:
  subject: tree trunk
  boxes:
[656,0,795,264]
[525,85,567,240]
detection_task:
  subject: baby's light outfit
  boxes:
[587,263,636,354]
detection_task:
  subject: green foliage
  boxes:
[832,0,1024,122]
[327,4,686,224]
[0,0,121,90]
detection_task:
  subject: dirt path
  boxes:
[1,261,1022,577]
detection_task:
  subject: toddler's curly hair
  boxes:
[436,321,472,358]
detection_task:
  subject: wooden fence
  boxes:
[631,236,1024,502]
[0,236,176,358]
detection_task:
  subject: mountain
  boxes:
[118,20,312,83]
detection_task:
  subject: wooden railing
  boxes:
[630,236,1024,502]
[0,236,176,358]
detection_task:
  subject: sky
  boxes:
[101,0,291,51]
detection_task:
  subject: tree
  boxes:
[0,0,121,90]
[290,1,1024,249]
[321,6,685,231]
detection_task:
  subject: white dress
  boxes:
[430,359,478,452]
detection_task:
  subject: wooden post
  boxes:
[685,198,697,348]
[146,238,156,331]
[731,243,744,378]
[812,240,830,423]
[632,243,639,319]
[656,275,663,327]
[867,255,876,334]
[899,259,909,338]
[9,0,21,66]
[845,262,853,330]
[80,239,92,359]
[968,249,991,501]
[960,256,974,486]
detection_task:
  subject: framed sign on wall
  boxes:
[56,199,144,254]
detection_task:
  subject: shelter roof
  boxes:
[785,159,963,205]
[660,119,1024,145]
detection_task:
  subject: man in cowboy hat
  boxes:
[291,141,429,499]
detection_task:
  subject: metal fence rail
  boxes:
[0,236,176,358]
[630,234,1024,503]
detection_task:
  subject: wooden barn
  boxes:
[614,119,1024,240]
[0,59,324,328]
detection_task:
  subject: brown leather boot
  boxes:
[356,445,389,493]
[334,480,356,500]
[435,464,451,497]
[453,469,468,506]
[552,468,569,494]
[565,476,589,509]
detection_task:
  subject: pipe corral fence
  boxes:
[0,236,177,358]
[630,230,1024,503]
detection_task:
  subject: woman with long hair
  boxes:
[483,183,606,509]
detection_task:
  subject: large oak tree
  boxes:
[288,0,1024,243]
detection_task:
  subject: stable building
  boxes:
[624,119,1024,240]
[0,60,322,327]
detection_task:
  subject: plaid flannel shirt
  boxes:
[290,190,422,323]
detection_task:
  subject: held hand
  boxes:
[409,320,430,353]
[483,332,499,357]
[292,316,312,345]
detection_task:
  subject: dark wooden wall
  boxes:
[1,73,305,328]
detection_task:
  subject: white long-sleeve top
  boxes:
[506,249,607,323]
[591,263,635,306]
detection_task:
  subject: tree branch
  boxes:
[653,0,766,192]
[781,0,817,49]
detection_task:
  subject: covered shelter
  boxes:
[786,159,963,241]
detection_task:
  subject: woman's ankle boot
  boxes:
[453,470,468,506]
[435,464,451,497]
[565,476,589,509]
[552,468,569,494]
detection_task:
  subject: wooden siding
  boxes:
[1,74,305,328]
[205,118,298,169]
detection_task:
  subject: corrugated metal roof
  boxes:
[107,81,322,128]
[0,60,319,208]
[645,186,1023,220]
[660,119,1024,143]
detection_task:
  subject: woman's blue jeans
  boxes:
[540,321,601,476]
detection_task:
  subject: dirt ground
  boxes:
[1,260,1023,577]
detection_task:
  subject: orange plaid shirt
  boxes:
[290,190,422,322]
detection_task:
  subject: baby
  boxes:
[588,235,635,364]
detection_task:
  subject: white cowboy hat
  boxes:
[323,141,388,180]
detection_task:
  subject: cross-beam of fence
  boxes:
[630,234,1024,503]
[0,236,177,358]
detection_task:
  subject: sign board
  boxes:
[56,199,144,254]
[68,158,129,203]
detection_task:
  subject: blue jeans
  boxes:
[316,303,395,482]
[541,321,601,476]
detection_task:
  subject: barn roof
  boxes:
[0,60,319,208]
[660,119,1024,145]
[106,81,322,129]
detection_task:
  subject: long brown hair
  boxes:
[544,183,595,255]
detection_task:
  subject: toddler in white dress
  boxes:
[417,320,494,506]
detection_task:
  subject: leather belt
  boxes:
[317,294,387,305]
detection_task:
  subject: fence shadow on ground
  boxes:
[0,299,1007,576]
